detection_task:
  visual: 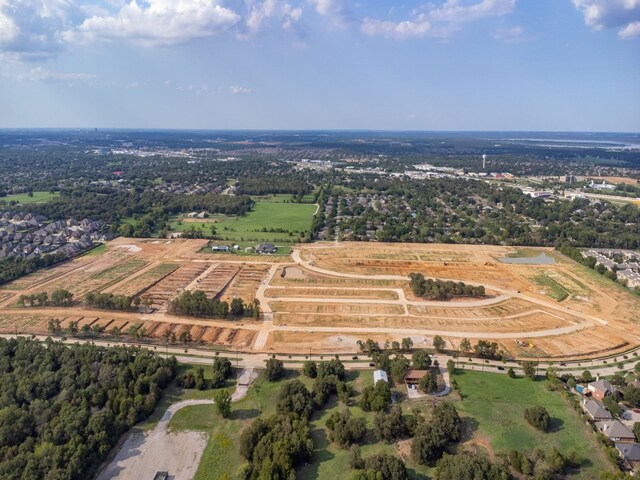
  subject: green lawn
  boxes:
[454,371,613,478]
[169,197,317,251]
[2,191,60,204]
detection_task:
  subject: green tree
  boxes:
[412,350,432,370]
[214,389,232,418]
[524,405,551,432]
[432,335,446,352]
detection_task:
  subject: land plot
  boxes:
[265,287,399,300]
[1,255,96,291]
[142,263,209,310]
[271,301,405,317]
[220,264,271,302]
[454,371,612,479]
[193,264,240,298]
[108,263,180,297]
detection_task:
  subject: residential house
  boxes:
[616,443,640,471]
[256,243,277,255]
[405,370,429,387]
[583,399,613,421]
[588,379,616,401]
[596,420,635,443]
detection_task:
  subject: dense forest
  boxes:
[0,337,177,479]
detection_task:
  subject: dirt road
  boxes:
[96,399,213,480]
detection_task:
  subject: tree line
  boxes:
[168,290,260,319]
[409,273,486,300]
[0,337,177,480]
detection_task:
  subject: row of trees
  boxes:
[168,290,260,319]
[410,273,486,300]
[0,337,177,480]
[85,292,142,311]
[18,288,73,307]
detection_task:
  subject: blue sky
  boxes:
[0,0,639,131]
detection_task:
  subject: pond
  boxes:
[498,252,556,265]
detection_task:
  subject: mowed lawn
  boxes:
[2,191,60,204]
[454,371,612,478]
[169,195,317,248]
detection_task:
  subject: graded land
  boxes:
[1,239,639,360]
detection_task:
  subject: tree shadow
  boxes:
[297,427,335,480]
[231,408,260,421]
[460,417,480,442]
[547,417,565,433]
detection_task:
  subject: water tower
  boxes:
[482,154,487,169]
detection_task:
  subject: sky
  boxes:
[0,0,639,131]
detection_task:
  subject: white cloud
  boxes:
[619,20,640,38]
[9,66,98,84]
[230,85,251,94]
[361,15,431,40]
[428,0,515,23]
[0,0,76,60]
[573,0,640,38]
[66,0,241,46]
[243,0,302,37]
[308,0,350,27]
[360,0,514,41]
[492,25,527,43]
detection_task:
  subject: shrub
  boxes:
[524,405,551,432]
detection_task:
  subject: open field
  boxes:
[454,371,613,479]
[1,191,60,204]
[168,196,316,251]
[1,239,640,359]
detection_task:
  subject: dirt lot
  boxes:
[96,399,212,480]
[2,239,640,360]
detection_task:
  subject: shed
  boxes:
[373,370,388,385]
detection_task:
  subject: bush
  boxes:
[326,409,366,448]
[412,350,432,369]
[211,356,232,388]
[276,380,313,419]
[524,405,551,432]
[507,367,516,378]
[264,357,285,381]
[374,405,407,442]
[214,389,232,418]
[435,453,509,480]
[302,360,317,378]
[361,380,392,412]
[418,371,438,393]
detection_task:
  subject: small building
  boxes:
[257,243,277,255]
[582,398,613,421]
[588,379,616,401]
[596,420,635,443]
[153,472,169,480]
[616,443,640,471]
[405,370,429,387]
[211,245,230,252]
[373,370,388,385]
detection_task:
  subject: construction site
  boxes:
[0,238,638,360]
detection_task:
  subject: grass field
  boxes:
[2,191,60,204]
[170,369,433,480]
[168,195,316,251]
[454,371,612,478]
[532,273,570,301]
